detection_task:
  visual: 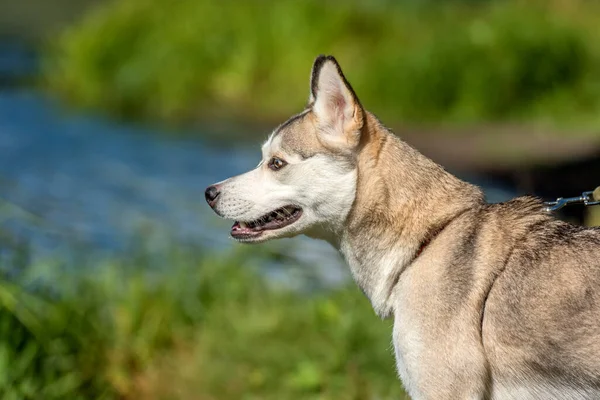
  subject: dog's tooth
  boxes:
[239,222,248,229]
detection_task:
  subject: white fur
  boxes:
[340,243,412,317]
[213,133,357,243]
[392,314,425,400]
[491,382,600,399]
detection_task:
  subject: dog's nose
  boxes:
[205,185,220,206]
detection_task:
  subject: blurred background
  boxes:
[1,0,599,398]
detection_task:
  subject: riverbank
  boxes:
[45,0,600,138]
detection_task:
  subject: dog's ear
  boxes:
[309,55,364,149]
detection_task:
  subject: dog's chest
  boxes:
[389,261,493,399]
[390,277,442,399]
[339,240,412,318]
[391,305,425,398]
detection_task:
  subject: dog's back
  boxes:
[483,204,600,399]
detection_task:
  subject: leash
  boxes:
[544,187,600,212]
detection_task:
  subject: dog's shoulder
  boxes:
[482,197,600,388]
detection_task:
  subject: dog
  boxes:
[205,55,600,399]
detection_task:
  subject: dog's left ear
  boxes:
[309,55,364,150]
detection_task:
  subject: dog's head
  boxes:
[205,55,365,243]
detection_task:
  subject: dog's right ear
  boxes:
[309,55,364,150]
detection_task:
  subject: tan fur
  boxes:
[206,55,600,399]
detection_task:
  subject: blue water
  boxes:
[0,42,37,82]
[0,89,517,282]
[0,89,355,284]
[0,90,256,251]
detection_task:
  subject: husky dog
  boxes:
[205,55,600,399]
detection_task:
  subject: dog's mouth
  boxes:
[231,205,303,240]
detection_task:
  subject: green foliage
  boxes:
[45,0,600,134]
[0,246,407,399]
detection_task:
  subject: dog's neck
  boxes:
[338,114,485,318]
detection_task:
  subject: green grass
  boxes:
[44,0,600,136]
[0,245,407,399]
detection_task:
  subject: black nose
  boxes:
[205,185,220,205]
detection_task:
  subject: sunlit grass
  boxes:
[0,244,407,399]
[45,0,600,136]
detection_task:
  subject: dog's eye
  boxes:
[268,157,287,171]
